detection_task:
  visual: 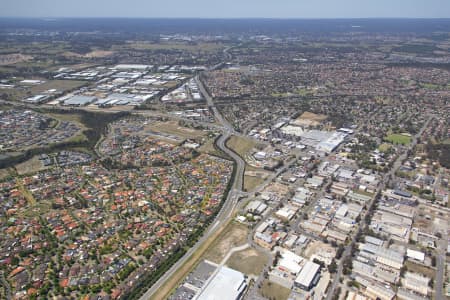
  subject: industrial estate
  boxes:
[0,18,449,300]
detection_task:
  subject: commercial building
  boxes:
[246,200,268,215]
[294,261,321,291]
[406,248,425,263]
[113,64,152,70]
[63,95,97,106]
[401,272,429,296]
[24,94,49,104]
[195,266,247,300]
[359,243,404,269]
[364,284,395,300]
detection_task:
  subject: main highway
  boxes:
[139,68,245,300]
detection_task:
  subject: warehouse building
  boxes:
[195,266,247,300]
[63,95,97,106]
[294,261,321,291]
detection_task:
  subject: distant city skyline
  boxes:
[2,0,450,19]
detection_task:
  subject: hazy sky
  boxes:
[2,0,450,18]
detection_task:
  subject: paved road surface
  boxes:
[139,69,245,300]
[325,115,434,300]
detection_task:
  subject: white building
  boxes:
[195,266,247,300]
[401,272,429,296]
[294,261,321,291]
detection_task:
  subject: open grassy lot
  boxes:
[244,175,266,192]
[260,279,291,300]
[63,50,114,58]
[0,168,10,180]
[226,135,261,158]
[0,80,86,102]
[378,143,392,152]
[297,111,327,123]
[46,112,85,127]
[244,168,271,192]
[203,221,249,263]
[15,156,46,175]
[30,80,87,94]
[149,121,206,139]
[66,132,88,144]
[198,137,229,159]
[226,247,268,276]
[385,133,412,145]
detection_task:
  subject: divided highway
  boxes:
[139,74,245,300]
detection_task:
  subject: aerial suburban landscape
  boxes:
[0,9,449,300]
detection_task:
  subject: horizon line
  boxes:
[1,16,450,20]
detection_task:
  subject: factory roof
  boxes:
[64,95,96,106]
[196,266,246,300]
[295,261,320,288]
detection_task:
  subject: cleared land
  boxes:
[15,156,46,175]
[47,112,85,125]
[63,50,114,58]
[30,80,87,94]
[385,133,412,145]
[226,247,268,276]
[244,175,266,192]
[260,279,291,300]
[149,121,206,140]
[198,137,228,159]
[203,221,249,263]
[294,111,327,127]
[0,53,32,65]
[226,135,261,158]
[244,168,271,191]
[378,143,392,152]
[0,80,86,102]
[0,168,10,180]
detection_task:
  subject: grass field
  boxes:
[244,175,266,192]
[226,135,261,158]
[0,80,86,102]
[149,121,206,139]
[260,280,291,300]
[297,111,327,123]
[198,138,228,159]
[30,80,87,94]
[378,143,392,152]
[204,221,249,263]
[0,169,10,180]
[226,247,268,276]
[385,133,412,145]
[15,156,46,175]
[46,112,85,127]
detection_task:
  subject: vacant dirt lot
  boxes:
[204,222,249,264]
[226,247,268,276]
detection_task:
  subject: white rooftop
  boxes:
[196,266,246,300]
[295,261,320,288]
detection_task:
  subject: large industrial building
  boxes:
[294,261,321,291]
[194,265,247,300]
[63,95,97,106]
